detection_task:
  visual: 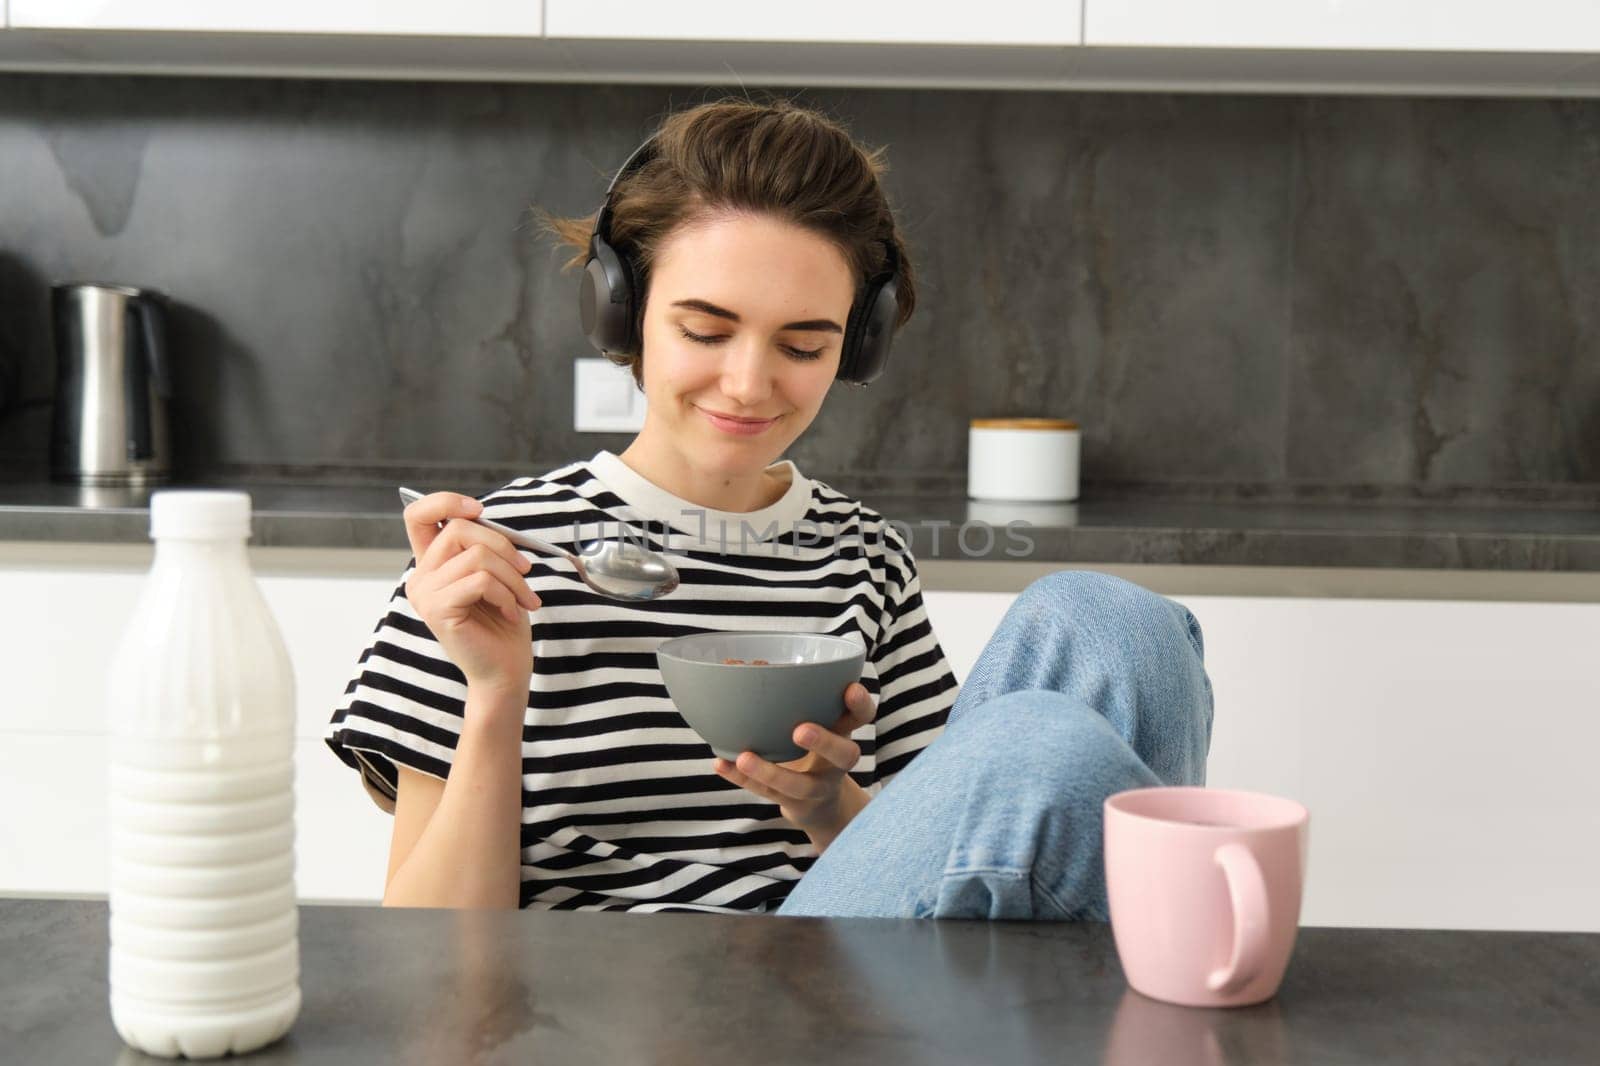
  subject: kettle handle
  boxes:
[124,296,170,463]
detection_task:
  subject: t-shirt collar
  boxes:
[588,450,813,543]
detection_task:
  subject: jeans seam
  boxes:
[941,864,1030,878]
[1029,871,1074,920]
[1181,607,1206,661]
[937,867,1074,921]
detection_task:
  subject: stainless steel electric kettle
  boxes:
[50,282,172,486]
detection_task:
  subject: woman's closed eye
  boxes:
[678,325,824,361]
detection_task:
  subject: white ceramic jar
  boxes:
[967,418,1081,502]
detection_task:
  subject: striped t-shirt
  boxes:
[325,449,959,913]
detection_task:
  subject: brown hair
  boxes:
[534,95,917,388]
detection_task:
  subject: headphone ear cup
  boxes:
[580,235,638,357]
[837,274,898,385]
[837,285,871,383]
[625,251,647,357]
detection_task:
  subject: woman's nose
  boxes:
[719,343,774,407]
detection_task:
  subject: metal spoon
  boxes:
[397,486,680,602]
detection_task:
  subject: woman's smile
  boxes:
[696,405,781,436]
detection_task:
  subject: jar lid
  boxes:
[969,417,1079,430]
[150,490,253,541]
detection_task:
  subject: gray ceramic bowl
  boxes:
[656,631,867,762]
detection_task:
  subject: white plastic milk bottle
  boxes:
[106,490,301,1059]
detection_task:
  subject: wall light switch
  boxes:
[574,358,648,432]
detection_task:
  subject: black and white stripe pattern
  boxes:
[326,452,958,913]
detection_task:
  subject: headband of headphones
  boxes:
[577,132,901,385]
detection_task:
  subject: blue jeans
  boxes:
[776,570,1214,920]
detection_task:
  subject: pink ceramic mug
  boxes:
[1103,786,1309,1008]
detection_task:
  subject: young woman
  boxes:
[325,98,1214,917]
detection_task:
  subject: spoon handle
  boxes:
[397,487,578,565]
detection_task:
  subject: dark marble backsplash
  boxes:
[1,73,1597,498]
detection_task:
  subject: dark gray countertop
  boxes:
[5,898,1598,1065]
[3,479,1600,571]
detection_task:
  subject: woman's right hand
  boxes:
[402,492,542,698]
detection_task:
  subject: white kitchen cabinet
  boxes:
[0,564,398,741]
[0,734,389,903]
[4,1,1600,93]
[544,1,1081,46]
[7,0,542,36]
[1084,0,1600,52]
[929,587,1600,933]
[0,560,398,902]
[3,550,1597,933]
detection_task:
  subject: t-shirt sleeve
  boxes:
[866,539,958,794]
[324,559,470,815]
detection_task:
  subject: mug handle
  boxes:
[1206,842,1271,994]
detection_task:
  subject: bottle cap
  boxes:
[149,490,253,541]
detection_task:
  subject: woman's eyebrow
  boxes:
[669,298,843,334]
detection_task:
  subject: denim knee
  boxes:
[1017,569,1206,662]
[949,688,1137,796]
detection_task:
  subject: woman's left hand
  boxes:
[713,681,877,847]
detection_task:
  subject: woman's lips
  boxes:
[698,407,778,436]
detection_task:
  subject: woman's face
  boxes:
[635,211,856,476]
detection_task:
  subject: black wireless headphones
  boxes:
[578,132,902,386]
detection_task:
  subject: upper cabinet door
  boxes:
[1085,0,1600,52]
[8,1,542,36]
[545,1,1083,46]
